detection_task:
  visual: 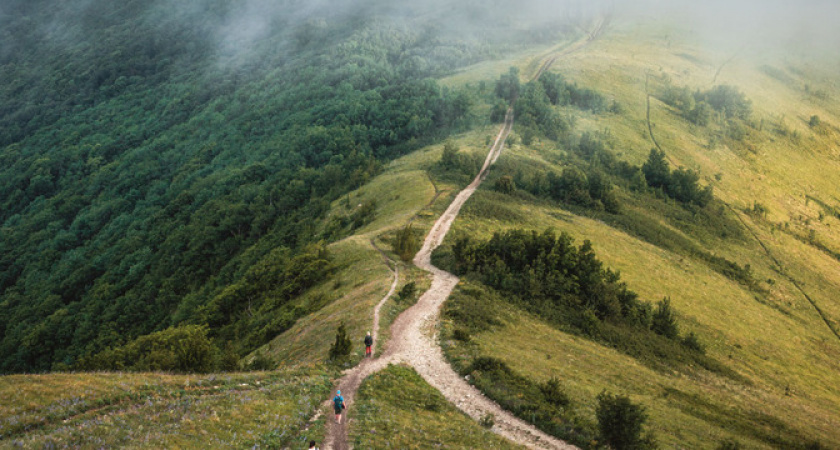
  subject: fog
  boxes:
[203,0,840,60]
[4,0,840,70]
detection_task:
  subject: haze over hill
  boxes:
[2,1,840,448]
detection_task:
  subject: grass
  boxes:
[0,366,332,449]
[430,17,840,448]
[350,364,525,450]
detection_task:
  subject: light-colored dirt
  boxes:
[322,110,577,450]
[321,22,609,449]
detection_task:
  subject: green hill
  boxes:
[3,1,840,449]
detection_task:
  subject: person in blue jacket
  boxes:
[333,390,346,424]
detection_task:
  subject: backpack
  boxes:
[333,395,344,410]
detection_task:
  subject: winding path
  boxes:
[322,21,608,449]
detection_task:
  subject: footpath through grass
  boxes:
[350,364,525,450]
[1,367,332,449]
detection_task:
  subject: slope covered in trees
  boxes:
[0,0,577,372]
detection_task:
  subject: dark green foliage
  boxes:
[540,377,571,408]
[699,85,752,120]
[78,325,215,373]
[659,83,751,131]
[651,298,679,339]
[642,149,713,207]
[495,67,521,103]
[436,141,482,182]
[328,322,352,361]
[247,351,276,371]
[440,141,460,169]
[450,229,651,326]
[681,332,705,354]
[538,72,607,112]
[495,175,516,194]
[809,115,822,128]
[440,230,734,376]
[464,356,596,447]
[393,224,419,262]
[514,80,571,141]
[0,0,499,372]
[397,281,417,302]
[219,341,240,372]
[596,391,657,450]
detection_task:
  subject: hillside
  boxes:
[0,0,577,373]
[3,1,840,449]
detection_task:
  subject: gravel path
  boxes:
[321,23,608,448]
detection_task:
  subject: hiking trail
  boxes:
[321,20,608,449]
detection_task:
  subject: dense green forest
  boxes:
[0,0,578,372]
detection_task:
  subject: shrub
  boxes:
[495,175,516,194]
[78,325,215,373]
[539,377,570,408]
[392,224,419,262]
[219,341,240,371]
[247,350,275,371]
[596,391,657,450]
[397,281,417,302]
[681,331,705,354]
[651,298,679,340]
[479,413,495,429]
[328,322,352,360]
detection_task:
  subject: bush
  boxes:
[328,322,352,361]
[681,331,705,354]
[219,341,240,371]
[651,298,679,340]
[596,391,657,450]
[392,224,419,262]
[397,281,417,302]
[539,377,570,408]
[479,413,495,429]
[78,325,215,373]
[247,350,275,371]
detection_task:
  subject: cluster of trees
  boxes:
[642,149,713,207]
[0,0,505,373]
[441,228,716,373]
[449,229,676,336]
[659,83,752,138]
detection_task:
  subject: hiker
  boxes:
[333,390,346,424]
[364,331,373,357]
[308,441,320,450]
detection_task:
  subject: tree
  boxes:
[440,141,459,169]
[495,175,515,194]
[651,298,679,339]
[494,67,521,103]
[596,391,656,450]
[393,223,419,262]
[328,322,352,360]
[642,149,670,189]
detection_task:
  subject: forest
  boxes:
[0,0,577,372]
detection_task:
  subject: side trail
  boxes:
[322,21,607,449]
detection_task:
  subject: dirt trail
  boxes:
[321,23,607,449]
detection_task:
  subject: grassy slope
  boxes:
[0,367,332,448]
[351,364,525,449]
[257,124,503,367]
[437,17,840,449]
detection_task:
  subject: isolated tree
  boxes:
[651,297,679,339]
[329,322,352,360]
[596,391,656,450]
[393,223,418,262]
[642,148,670,189]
